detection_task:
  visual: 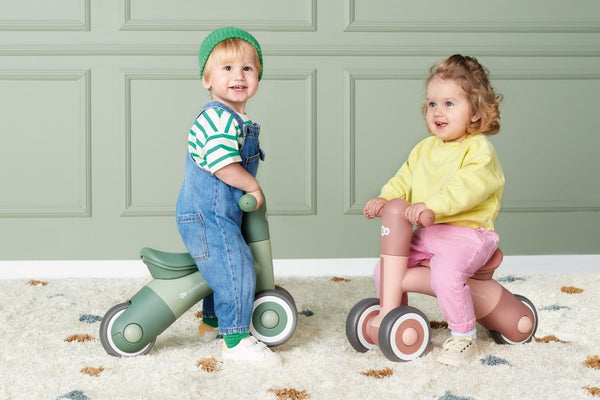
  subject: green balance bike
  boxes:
[99,194,298,357]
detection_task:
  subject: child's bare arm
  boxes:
[214,163,263,210]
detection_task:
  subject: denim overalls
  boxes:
[175,101,264,335]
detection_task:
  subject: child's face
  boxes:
[425,77,480,143]
[202,52,259,114]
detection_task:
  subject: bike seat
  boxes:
[472,248,503,280]
[418,248,503,281]
[140,247,197,279]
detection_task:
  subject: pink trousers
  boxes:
[374,224,499,333]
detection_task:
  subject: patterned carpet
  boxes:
[0,273,599,399]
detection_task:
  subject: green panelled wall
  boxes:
[0,0,599,260]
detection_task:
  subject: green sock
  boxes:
[223,332,249,348]
[202,316,218,328]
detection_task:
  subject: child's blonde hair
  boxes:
[202,38,262,81]
[422,54,502,135]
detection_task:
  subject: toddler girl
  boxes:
[363,54,504,366]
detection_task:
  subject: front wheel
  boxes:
[378,306,431,362]
[250,288,297,347]
[99,302,156,357]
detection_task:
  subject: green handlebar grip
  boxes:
[239,194,257,212]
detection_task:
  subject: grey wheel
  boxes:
[379,306,431,362]
[489,294,538,345]
[99,302,155,357]
[250,288,297,347]
[274,285,294,304]
[346,298,381,353]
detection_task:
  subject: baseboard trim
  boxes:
[0,255,597,279]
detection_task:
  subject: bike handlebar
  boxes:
[418,209,435,227]
[375,203,435,227]
[239,194,257,212]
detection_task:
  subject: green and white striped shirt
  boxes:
[188,107,251,173]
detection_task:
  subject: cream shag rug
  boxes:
[1,273,599,400]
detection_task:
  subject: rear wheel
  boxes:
[99,302,156,357]
[489,294,538,345]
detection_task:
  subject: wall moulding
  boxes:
[1,44,599,58]
[343,71,600,215]
[258,69,318,216]
[120,0,316,32]
[345,0,600,33]
[0,69,91,218]
[0,0,90,31]
[121,71,195,217]
[120,69,317,217]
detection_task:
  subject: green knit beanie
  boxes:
[198,26,263,81]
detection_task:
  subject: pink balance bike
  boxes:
[345,198,538,362]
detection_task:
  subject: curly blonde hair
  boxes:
[422,54,502,135]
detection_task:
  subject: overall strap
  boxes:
[200,101,246,128]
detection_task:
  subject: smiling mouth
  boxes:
[231,85,246,90]
[435,121,448,128]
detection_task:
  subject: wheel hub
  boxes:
[402,327,418,346]
[260,310,280,329]
[123,323,143,343]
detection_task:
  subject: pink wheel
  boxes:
[379,306,431,362]
[489,294,538,345]
[346,298,381,352]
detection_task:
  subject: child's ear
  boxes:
[471,112,481,123]
[202,76,211,90]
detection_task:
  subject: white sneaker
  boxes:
[222,336,280,367]
[436,336,478,366]
[198,322,219,343]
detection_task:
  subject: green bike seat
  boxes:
[140,247,197,279]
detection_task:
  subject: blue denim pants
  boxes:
[175,101,263,335]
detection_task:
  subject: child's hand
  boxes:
[363,197,388,219]
[246,188,264,211]
[404,202,428,225]
[213,163,263,211]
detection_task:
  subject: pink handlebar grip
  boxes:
[418,210,435,227]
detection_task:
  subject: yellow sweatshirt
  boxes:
[379,134,504,230]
